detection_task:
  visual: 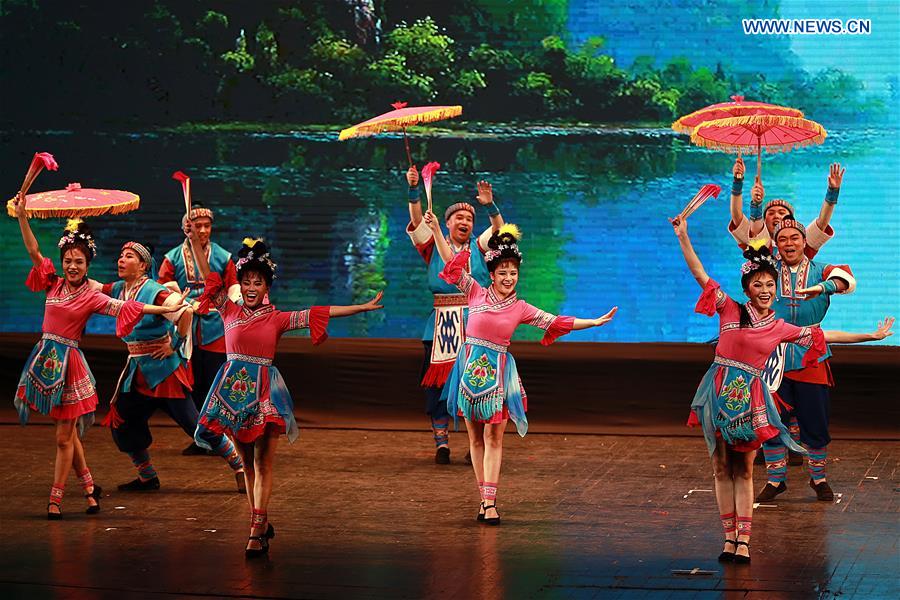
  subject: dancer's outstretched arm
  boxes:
[328,292,384,317]
[825,317,893,343]
[571,307,618,330]
[15,191,44,267]
[671,216,710,288]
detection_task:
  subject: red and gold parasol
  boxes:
[689,113,827,180]
[7,182,140,218]
[672,95,803,133]
[339,102,463,165]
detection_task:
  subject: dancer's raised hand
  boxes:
[751,179,765,205]
[733,155,745,180]
[423,210,440,233]
[828,163,845,189]
[475,180,493,205]
[14,191,27,219]
[407,165,419,188]
[670,215,687,239]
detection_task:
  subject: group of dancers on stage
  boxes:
[11,155,892,560]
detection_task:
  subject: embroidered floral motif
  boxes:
[39,347,64,380]
[720,375,751,412]
[223,367,257,403]
[465,353,496,388]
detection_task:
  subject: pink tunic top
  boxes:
[441,251,575,347]
[696,278,825,372]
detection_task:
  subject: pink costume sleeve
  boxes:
[195,272,238,316]
[779,322,827,368]
[520,302,576,346]
[89,292,145,337]
[694,278,732,317]
[276,306,331,345]
[438,250,483,300]
[25,257,59,292]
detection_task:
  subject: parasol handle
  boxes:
[756,138,762,182]
[403,128,413,167]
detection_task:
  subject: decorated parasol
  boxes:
[339,102,463,165]
[672,95,803,134]
[7,182,140,218]
[689,113,827,181]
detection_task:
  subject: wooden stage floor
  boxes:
[1,423,897,599]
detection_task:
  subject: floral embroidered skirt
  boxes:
[195,357,297,446]
[442,339,529,437]
[15,337,98,432]
[689,361,804,456]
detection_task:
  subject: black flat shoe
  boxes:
[482,502,500,526]
[47,504,62,520]
[718,539,737,562]
[182,442,215,456]
[245,535,269,558]
[733,540,751,564]
[85,484,102,515]
[809,479,834,501]
[755,481,786,503]
[118,476,160,491]
[435,446,450,465]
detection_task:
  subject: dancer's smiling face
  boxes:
[61,248,89,286]
[775,228,806,266]
[240,270,269,309]
[117,248,148,281]
[446,211,474,245]
[490,260,519,298]
[743,271,776,312]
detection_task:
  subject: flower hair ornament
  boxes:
[485,224,524,264]
[740,239,776,275]
[57,218,97,258]
[235,237,277,279]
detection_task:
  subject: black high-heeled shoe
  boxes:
[718,539,737,562]
[482,502,500,526]
[245,535,269,558]
[85,484,102,515]
[476,502,486,522]
[265,523,275,539]
[733,540,751,564]
[47,504,62,520]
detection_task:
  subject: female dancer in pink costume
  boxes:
[14,194,184,518]
[191,236,383,556]
[671,214,893,563]
[426,216,617,525]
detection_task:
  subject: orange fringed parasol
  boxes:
[7,183,140,218]
[339,102,463,165]
[689,114,827,180]
[672,95,803,133]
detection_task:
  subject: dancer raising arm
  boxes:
[189,235,383,557]
[426,214,617,525]
[671,214,892,564]
[13,194,183,519]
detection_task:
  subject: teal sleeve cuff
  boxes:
[408,187,420,203]
[825,186,839,205]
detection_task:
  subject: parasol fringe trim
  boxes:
[6,197,140,219]
[339,106,463,140]
[672,105,805,133]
